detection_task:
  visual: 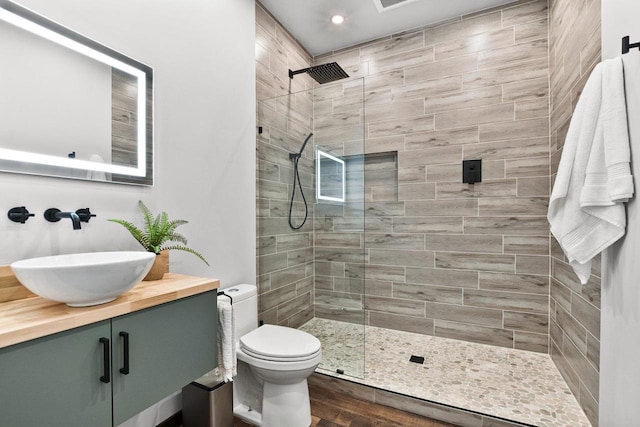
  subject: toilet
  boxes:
[219,284,322,427]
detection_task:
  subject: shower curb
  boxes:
[310,372,537,427]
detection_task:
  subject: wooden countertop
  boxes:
[0,273,219,349]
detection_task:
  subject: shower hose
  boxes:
[288,153,308,230]
[288,133,313,230]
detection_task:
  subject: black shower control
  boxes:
[462,159,482,184]
[7,206,35,224]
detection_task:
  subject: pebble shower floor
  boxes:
[300,318,590,427]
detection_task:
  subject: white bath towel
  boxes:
[548,57,634,284]
[216,299,236,382]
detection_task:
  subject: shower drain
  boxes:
[409,355,425,364]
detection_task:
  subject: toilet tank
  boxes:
[217,284,257,340]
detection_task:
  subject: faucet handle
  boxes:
[8,206,35,224]
[76,208,96,223]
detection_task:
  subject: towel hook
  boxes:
[622,36,640,54]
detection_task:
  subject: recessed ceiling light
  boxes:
[331,15,345,25]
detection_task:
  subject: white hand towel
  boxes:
[216,299,236,382]
[548,57,634,284]
[86,154,107,181]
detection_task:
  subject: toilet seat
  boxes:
[241,346,321,362]
[239,324,321,362]
[236,345,322,372]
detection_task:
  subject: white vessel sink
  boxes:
[11,251,156,307]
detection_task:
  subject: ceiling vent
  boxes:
[373,0,419,13]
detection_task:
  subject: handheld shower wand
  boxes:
[289,133,313,160]
[288,133,313,230]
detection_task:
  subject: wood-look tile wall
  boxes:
[111,69,153,185]
[311,0,551,353]
[256,2,317,327]
[549,0,601,424]
[112,69,137,167]
[256,1,604,423]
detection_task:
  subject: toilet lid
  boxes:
[240,324,321,359]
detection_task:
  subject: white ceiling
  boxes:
[259,0,520,56]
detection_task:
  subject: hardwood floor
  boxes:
[233,383,458,427]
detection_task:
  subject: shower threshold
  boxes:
[300,318,591,427]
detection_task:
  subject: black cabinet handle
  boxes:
[119,331,130,375]
[99,338,110,383]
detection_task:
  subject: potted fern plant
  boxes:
[109,200,209,280]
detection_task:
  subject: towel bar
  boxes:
[217,291,233,304]
[622,36,640,54]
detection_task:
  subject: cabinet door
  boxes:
[0,320,112,427]
[111,291,217,425]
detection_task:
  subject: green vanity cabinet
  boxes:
[112,291,218,425]
[0,290,217,426]
[0,320,113,427]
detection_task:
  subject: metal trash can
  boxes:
[182,370,233,427]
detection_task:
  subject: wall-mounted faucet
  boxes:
[44,208,82,230]
[7,206,35,224]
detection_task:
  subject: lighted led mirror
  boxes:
[0,0,153,185]
[316,148,345,203]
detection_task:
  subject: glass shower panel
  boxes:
[256,89,315,329]
[257,78,365,379]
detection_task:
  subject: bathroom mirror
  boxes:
[316,148,345,203]
[0,0,153,185]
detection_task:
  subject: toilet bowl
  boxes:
[219,285,321,427]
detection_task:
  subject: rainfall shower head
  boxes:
[289,62,349,84]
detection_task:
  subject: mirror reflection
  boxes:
[316,148,345,203]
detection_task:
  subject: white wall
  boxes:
[0,0,255,424]
[600,1,640,425]
[0,0,256,284]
